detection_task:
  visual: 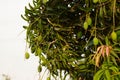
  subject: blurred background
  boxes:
[0,0,40,80]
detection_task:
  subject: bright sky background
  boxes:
[0,0,41,80]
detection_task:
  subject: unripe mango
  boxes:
[83,21,88,30]
[93,37,99,45]
[87,16,92,25]
[38,65,42,72]
[47,77,51,80]
[111,31,117,41]
[25,52,30,59]
[43,0,48,4]
[93,0,99,3]
[99,7,103,17]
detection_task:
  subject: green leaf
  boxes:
[31,45,36,53]
[113,48,120,52]
[109,66,119,72]
[114,77,119,80]
[23,26,28,29]
[111,51,119,59]
[111,56,118,66]
[25,6,30,14]
[21,15,29,21]
[105,36,109,45]
[29,3,34,10]
[105,69,111,80]
[77,31,82,39]
[38,35,42,42]
[116,30,120,36]
[94,69,104,80]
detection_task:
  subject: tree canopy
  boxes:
[22,0,120,80]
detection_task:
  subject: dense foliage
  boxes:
[22,0,120,80]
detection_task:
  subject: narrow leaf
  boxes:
[94,69,104,80]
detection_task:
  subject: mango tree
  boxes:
[22,0,120,80]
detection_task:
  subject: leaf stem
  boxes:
[95,9,98,37]
[113,0,116,30]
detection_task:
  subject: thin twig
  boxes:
[47,18,62,27]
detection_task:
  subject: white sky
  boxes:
[0,0,41,80]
